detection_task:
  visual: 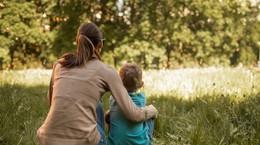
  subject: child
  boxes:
[105,63,154,145]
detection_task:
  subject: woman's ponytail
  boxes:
[58,53,79,68]
[58,23,102,68]
[77,34,95,66]
[58,35,95,68]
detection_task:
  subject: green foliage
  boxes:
[0,0,260,69]
[0,0,52,69]
[239,46,258,65]
[114,41,166,69]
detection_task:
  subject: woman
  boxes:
[37,23,158,145]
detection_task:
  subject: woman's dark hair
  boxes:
[59,23,103,68]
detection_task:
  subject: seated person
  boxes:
[105,63,154,145]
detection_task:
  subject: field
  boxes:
[0,67,260,145]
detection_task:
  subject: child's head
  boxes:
[119,63,143,92]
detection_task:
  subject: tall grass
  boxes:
[142,67,258,99]
[0,67,259,145]
[0,84,48,144]
[0,69,51,144]
[148,94,260,145]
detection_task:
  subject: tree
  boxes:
[1,0,259,69]
[0,0,51,69]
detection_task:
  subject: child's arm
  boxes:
[104,110,111,131]
[104,110,110,125]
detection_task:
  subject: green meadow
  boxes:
[0,68,260,145]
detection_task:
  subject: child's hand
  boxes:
[104,110,110,124]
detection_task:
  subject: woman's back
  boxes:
[38,60,112,145]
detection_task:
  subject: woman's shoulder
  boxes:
[94,61,117,74]
[92,61,122,83]
[51,60,62,73]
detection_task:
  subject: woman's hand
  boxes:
[146,104,158,119]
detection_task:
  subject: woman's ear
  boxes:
[96,41,103,53]
[139,81,144,88]
[97,41,103,49]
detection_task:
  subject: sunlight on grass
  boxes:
[143,67,259,100]
[0,69,51,86]
[1,67,259,99]
[0,67,259,144]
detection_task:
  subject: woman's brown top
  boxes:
[37,60,157,145]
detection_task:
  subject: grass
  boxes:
[149,94,260,145]
[0,84,48,145]
[0,69,50,145]
[142,67,258,99]
[0,67,260,145]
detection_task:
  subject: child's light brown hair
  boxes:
[119,63,143,92]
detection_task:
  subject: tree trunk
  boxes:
[166,45,171,69]
[9,46,15,69]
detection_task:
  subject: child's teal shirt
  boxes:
[108,92,149,145]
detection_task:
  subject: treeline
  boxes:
[0,0,259,69]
